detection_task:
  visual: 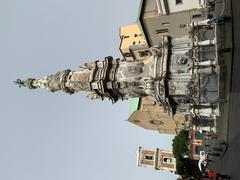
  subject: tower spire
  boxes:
[14,78,37,89]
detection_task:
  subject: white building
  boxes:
[156,0,206,14]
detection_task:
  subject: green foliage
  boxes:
[176,157,185,175]
[172,130,189,175]
[172,130,189,158]
[172,131,202,177]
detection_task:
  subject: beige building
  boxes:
[128,96,190,134]
[137,147,176,173]
[119,24,150,61]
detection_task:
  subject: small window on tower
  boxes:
[145,155,153,160]
[163,158,173,163]
[176,0,182,5]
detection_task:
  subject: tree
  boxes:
[172,130,189,158]
[172,130,202,177]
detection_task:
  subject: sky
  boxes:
[0,0,177,180]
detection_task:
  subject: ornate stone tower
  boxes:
[137,147,176,173]
[15,21,220,124]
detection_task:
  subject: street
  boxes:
[211,0,240,179]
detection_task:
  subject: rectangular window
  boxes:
[195,131,204,139]
[123,52,132,57]
[176,0,182,4]
[139,50,150,57]
[195,146,204,154]
[145,155,153,160]
[192,14,202,19]
[162,22,170,26]
[155,29,169,35]
[163,158,173,164]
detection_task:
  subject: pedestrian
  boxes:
[205,170,230,179]
[208,16,231,25]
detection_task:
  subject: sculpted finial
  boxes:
[13,78,37,89]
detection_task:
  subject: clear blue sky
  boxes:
[0,0,177,179]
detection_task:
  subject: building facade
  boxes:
[128,96,189,134]
[119,24,150,61]
[191,130,205,160]
[157,0,206,14]
[137,0,209,45]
